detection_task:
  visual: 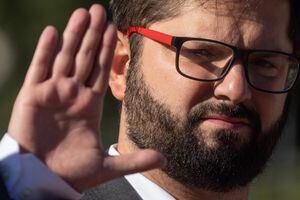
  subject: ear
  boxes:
[109,31,130,101]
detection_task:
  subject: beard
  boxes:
[124,63,288,192]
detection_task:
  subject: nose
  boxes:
[214,61,252,104]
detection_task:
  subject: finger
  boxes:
[52,8,90,77]
[100,149,166,182]
[89,23,117,95]
[25,26,58,85]
[74,4,107,83]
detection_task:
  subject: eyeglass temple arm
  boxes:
[126,27,173,46]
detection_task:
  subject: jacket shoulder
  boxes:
[82,177,142,200]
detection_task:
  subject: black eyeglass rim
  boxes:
[171,36,300,94]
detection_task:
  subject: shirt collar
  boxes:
[108,144,175,200]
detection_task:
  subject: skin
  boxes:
[6,0,292,200]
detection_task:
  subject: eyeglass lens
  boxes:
[178,40,299,92]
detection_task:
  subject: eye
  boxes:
[251,59,277,69]
[183,49,219,62]
[193,49,214,57]
[249,59,280,77]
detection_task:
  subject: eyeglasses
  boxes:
[127,27,299,94]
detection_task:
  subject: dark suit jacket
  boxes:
[0,175,141,200]
[82,177,142,200]
[0,176,10,200]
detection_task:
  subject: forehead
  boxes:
[149,0,292,52]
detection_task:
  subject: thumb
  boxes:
[100,149,166,182]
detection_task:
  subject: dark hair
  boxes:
[290,0,300,58]
[110,0,188,64]
[110,0,300,60]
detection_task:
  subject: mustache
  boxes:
[187,102,262,133]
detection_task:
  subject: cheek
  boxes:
[252,91,287,131]
[140,40,213,116]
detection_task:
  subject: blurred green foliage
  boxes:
[0,1,299,199]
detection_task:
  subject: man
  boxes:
[1,0,299,199]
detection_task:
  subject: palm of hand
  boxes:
[11,61,106,191]
[17,76,103,182]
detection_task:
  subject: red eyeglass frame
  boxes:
[127,27,174,46]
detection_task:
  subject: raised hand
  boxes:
[7,4,165,191]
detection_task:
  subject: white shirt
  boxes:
[108,145,175,200]
[0,134,174,200]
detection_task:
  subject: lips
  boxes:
[200,115,251,129]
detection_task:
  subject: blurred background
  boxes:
[0,0,299,199]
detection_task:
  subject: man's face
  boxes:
[124,0,292,192]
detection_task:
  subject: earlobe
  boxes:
[109,31,130,101]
